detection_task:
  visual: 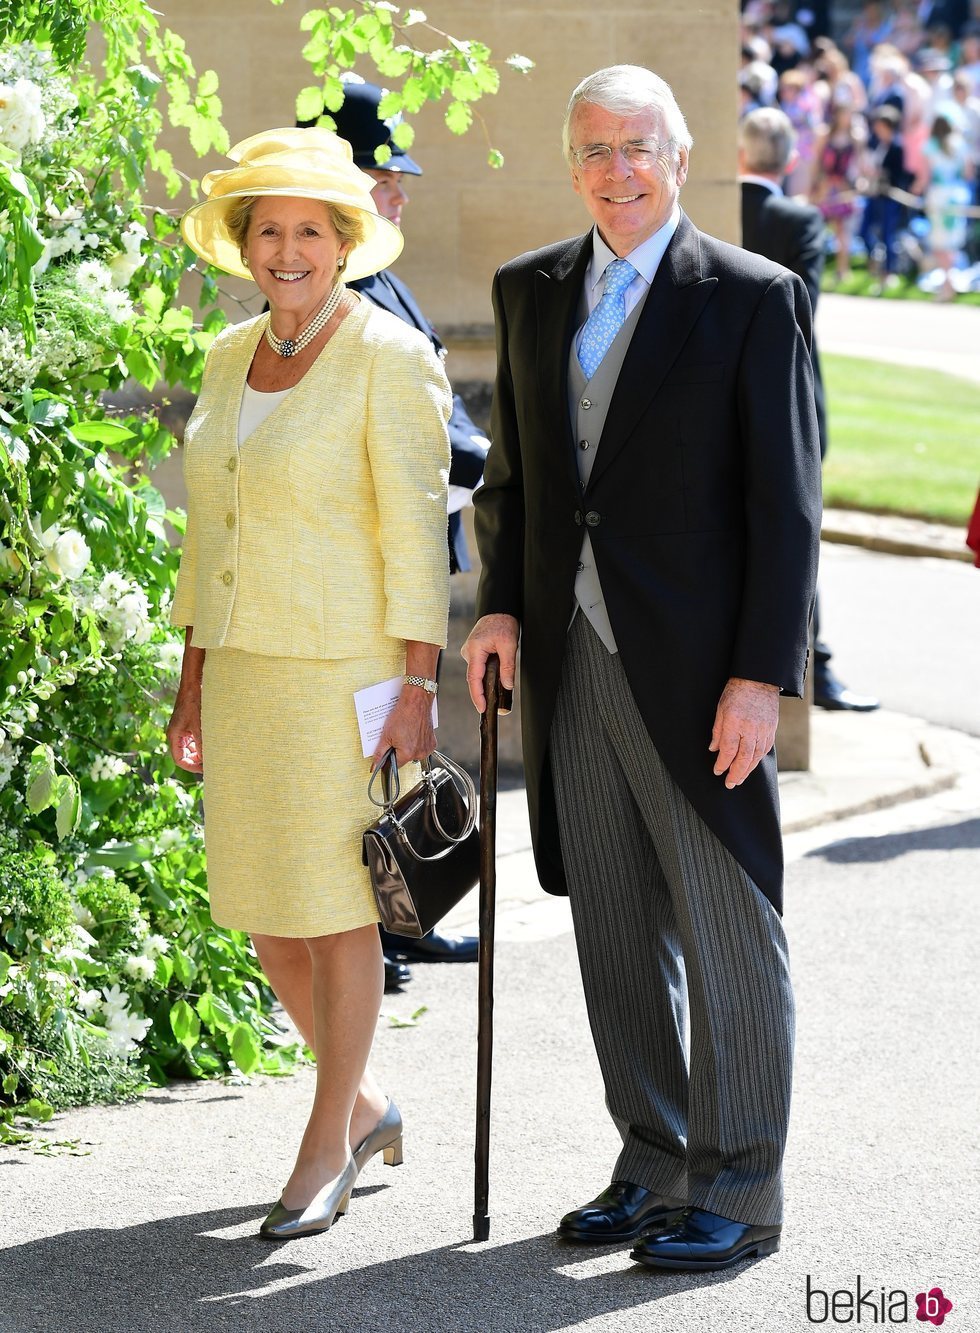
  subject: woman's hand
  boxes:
[372,684,436,770]
[167,687,204,773]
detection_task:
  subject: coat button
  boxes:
[221,570,233,586]
[579,439,590,451]
[581,398,592,410]
[585,511,601,527]
[577,561,585,572]
[574,511,583,526]
[226,512,236,528]
[227,457,237,472]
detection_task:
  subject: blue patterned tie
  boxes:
[577,258,638,381]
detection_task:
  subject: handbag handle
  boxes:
[367,748,478,859]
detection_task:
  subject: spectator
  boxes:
[779,67,823,193]
[858,104,912,286]
[846,1,895,84]
[812,103,868,280]
[915,112,975,296]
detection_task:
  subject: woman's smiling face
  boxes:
[243,197,347,319]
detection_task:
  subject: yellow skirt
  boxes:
[200,646,413,938]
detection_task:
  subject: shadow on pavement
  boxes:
[805,817,980,865]
[0,1202,767,1333]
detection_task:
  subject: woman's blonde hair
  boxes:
[226,196,367,273]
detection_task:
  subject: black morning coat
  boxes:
[473,212,823,915]
[350,269,489,572]
[740,181,828,455]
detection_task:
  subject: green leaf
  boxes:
[169,999,200,1052]
[154,955,174,987]
[197,70,220,97]
[2,1073,18,1095]
[390,121,414,150]
[296,85,325,122]
[71,421,136,445]
[23,1099,55,1123]
[230,1022,261,1075]
[171,946,195,987]
[0,954,11,985]
[26,745,57,814]
[376,91,403,118]
[487,148,505,169]
[444,101,472,135]
[55,776,81,840]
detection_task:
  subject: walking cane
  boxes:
[473,652,512,1242]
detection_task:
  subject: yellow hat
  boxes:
[179,127,404,281]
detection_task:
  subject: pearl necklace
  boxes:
[264,282,346,358]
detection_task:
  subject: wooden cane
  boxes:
[473,653,512,1242]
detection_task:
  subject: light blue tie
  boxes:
[577,258,638,382]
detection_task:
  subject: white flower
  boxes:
[144,933,169,957]
[75,258,113,293]
[105,1007,152,1052]
[123,954,156,983]
[104,289,134,323]
[157,641,183,674]
[98,570,131,601]
[109,222,147,288]
[52,529,91,580]
[0,741,19,791]
[77,987,102,1015]
[157,827,183,851]
[0,78,45,151]
[101,983,130,1016]
[89,754,130,782]
[83,232,100,250]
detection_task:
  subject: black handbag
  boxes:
[362,748,480,938]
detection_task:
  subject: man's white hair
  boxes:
[561,65,694,162]
[738,106,796,175]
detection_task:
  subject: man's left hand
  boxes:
[709,677,780,789]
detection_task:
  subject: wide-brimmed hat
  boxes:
[180,127,404,281]
[325,79,423,176]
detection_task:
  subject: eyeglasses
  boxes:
[570,138,675,171]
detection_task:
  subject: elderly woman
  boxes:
[166,128,451,1239]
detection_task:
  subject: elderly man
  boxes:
[462,65,821,1271]
[739,106,879,713]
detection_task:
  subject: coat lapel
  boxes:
[588,213,718,490]
[534,234,592,493]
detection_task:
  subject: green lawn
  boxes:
[822,354,980,526]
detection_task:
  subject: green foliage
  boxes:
[293,2,533,168]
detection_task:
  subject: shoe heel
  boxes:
[755,1236,780,1257]
[335,1190,352,1218]
[382,1135,404,1167]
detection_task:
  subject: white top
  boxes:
[238,381,292,445]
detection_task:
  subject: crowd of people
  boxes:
[740,1,980,297]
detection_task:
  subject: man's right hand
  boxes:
[461,613,519,713]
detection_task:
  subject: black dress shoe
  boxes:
[558,1182,680,1244]
[630,1206,781,1270]
[380,927,479,964]
[383,956,411,992]
[813,677,880,712]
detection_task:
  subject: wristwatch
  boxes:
[404,674,438,696]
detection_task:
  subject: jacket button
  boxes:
[576,561,585,572]
[581,398,592,410]
[574,511,583,526]
[227,457,237,472]
[221,570,233,586]
[585,510,601,527]
[226,512,236,529]
[579,439,590,451]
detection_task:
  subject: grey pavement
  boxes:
[816,291,980,386]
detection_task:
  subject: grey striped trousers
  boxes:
[549,614,795,1226]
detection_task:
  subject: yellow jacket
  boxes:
[171,297,452,657]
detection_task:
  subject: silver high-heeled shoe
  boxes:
[259,1155,357,1240]
[352,1097,404,1171]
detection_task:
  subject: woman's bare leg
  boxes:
[252,927,387,1204]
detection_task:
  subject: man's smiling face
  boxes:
[569,102,688,257]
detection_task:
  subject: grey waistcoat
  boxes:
[567,293,648,652]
